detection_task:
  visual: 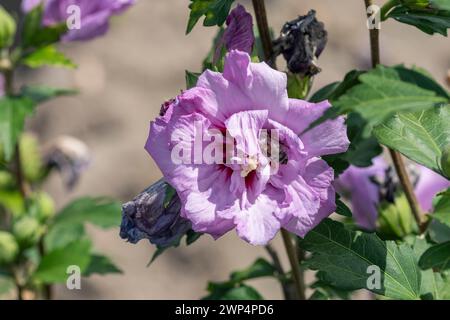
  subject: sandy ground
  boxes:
[5,0,449,299]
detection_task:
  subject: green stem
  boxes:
[264,244,295,300]
[281,230,306,300]
[380,0,399,21]
[363,0,425,233]
[252,0,276,67]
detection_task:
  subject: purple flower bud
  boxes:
[273,10,328,76]
[22,0,136,42]
[120,179,191,247]
[214,4,255,64]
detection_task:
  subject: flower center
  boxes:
[240,155,258,177]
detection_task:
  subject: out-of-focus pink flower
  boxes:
[335,157,387,230]
[214,4,255,64]
[336,156,450,230]
[415,165,450,212]
[22,0,135,42]
[145,50,349,245]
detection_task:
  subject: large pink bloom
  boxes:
[146,51,349,245]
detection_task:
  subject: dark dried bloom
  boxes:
[120,179,191,247]
[43,136,91,190]
[273,10,327,76]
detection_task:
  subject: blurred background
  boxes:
[2,0,449,299]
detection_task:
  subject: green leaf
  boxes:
[309,82,340,103]
[373,105,450,178]
[300,219,422,300]
[386,5,450,36]
[432,189,450,226]
[202,258,274,300]
[22,5,67,48]
[335,198,352,217]
[310,275,353,300]
[185,70,200,89]
[0,5,16,50]
[429,220,450,244]
[230,258,276,283]
[431,0,450,11]
[335,66,448,127]
[44,223,85,252]
[218,285,263,300]
[186,229,202,245]
[33,239,92,283]
[20,86,77,104]
[53,197,121,229]
[186,0,235,34]
[342,113,383,167]
[392,65,450,99]
[419,242,450,270]
[45,198,120,251]
[306,66,448,138]
[421,270,450,299]
[0,275,14,296]
[309,70,364,103]
[83,254,122,276]
[322,155,350,178]
[22,45,76,69]
[204,283,263,300]
[0,96,36,160]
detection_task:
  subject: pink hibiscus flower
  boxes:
[145,50,349,245]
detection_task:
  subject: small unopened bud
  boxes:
[0,231,19,265]
[441,147,450,178]
[33,192,56,222]
[120,179,191,247]
[0,6,16,50]
[13,217,43,249]
[273,10,327,76]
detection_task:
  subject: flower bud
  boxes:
[120,179,191,247]
[33,192,56,222]
[0,6,16,50]
[0,231,19,265]
[13,217,43,249]
[377,193,414,238]
[273,10,327,76]
[20,134,44,183]
[441,147,450,178]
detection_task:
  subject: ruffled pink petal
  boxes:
[222,51,289,124]
[304,158,335,202]
[177,87,226,128]
[197,70,254,117]
[282,99,350,157]
[284,186,336,238]
[235,187,282,245]
[225,110,268,157]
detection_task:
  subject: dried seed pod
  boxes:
[273,10,327,76]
